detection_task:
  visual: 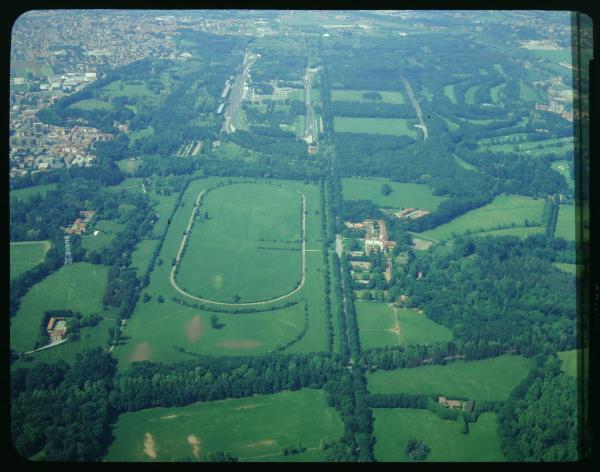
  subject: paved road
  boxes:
[401,75,428,141]
[221,52,257,134]
[170,189,307,306]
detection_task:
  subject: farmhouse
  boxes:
[438,396,475,413]
[47,317,67,342]
[64,210,95,234]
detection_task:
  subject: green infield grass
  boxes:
[105,389,343,462]
[356,303,452,349]
[341,178,447,211]
[367,355,534,401]
[330,89,405,104]
[333,117,418,138]
[175,182,302,303]
[10,263,110,353]
[420,195,544,241]
[10,241,51,280]
[373,409,504,461]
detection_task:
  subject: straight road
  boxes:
[401,75,428,141]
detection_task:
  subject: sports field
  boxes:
[373,409,504,462]
[10,263,110,352]
[330,89,405,104]
[10,241,51,280]
[341,178,447,211]
[112,177,329,367]
[367,355,533,401]
[420,195,544,241]
[175,182,303,303]
[555,204,576,240]
[355,303,452,349]
[333,117,418,138]
[105,389,343,462]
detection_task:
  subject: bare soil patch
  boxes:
[161,414,178,420]
[246,439,276,448]
[143,432,157,459]
[234,403,259,411]
[187,434,201,458]
[219,339,263,349]
[185,316,204,343]
[131,341,151,362]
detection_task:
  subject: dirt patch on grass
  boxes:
[131,342,151,362]
[161,414,178,420]
[246,439,276,448]
[187,434,201,458]
[234,404,258,411]
[219,339,263,349]
[185,316,203,343]
[143,432,157,459]
[212,274,223,289]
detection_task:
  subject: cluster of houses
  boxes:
[438,396,475,413]
[64,210,96,235]
[393,207,430,220]
[47,317,67,343]
[345,219,397,254]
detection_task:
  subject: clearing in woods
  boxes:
[10,240,51,280]
[105,389,343,462]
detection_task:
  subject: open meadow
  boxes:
[367,355,534,401]
[10,240,51,280]
[105,389,343,462]
[341,178,447,211]
[355,303,452,350]
[373,409,504,462]
[419,195,545,241]
[10,183,58,201]
[555,204,576,240]
[333,117,418,138]
[10,262,110,353]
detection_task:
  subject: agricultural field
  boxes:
[10,241,51,280]
[333,117,418,138]
[112,177,329,368]
[105,389,343,462]
[341,178,447,211]
[175,182,303,303]
[367,355,534,401]
[555,204,576,240]
[10,183,58,201]
[330,89,405,104]
[355,303,452,349]
[373,409,504,462]
[10,263,110,353]
[419,195,545,242]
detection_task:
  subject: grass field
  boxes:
[288,88,320,102]
[490,83,505,104]
[129,127,155,142]
[330,89,405,104]
[420,195,544,241]
[519,79,540,102]
[131,239,159,277]
[106,177,145,194]
[555,204,576,240]
[105,389,343,462]
[117,158,143,174]
[452,154,477,171]
[557,350,578,378]
[443,84,457,104]
[10,183,58,201]
[341,178,447,211]
[356,303,452,349]
[176,182,302,303]
[367,355,533,400]
[470,225,545,239]
[464,85,479,105]
[333,117,418,138]
[553,262,577,274]
[373,409,504,462]
[102,80,157,98]
[10,241,51,280]
[113,177,329,367]
[10,263,110,353]
[551,160,574,190]
[69,98,113,111]
[81,231,116,251]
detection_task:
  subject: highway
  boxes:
[221,52,257,134]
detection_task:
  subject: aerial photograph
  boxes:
[9,9,591,462]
